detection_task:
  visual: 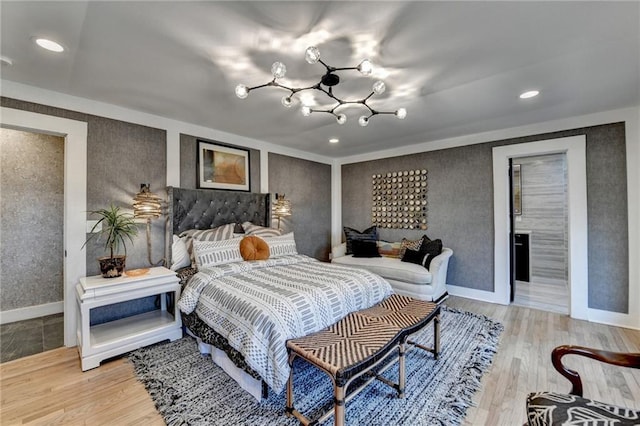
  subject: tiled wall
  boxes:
[514,154,568,284]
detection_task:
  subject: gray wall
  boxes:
[179,134,260,193]
[0,128,64,311]
[514,154,568,283]
[342,123,628,313]
[2,97,167,322]
[269,153,332,261]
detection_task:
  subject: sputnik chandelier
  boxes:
[235,46,407,127]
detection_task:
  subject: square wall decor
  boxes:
[372,169,428,230]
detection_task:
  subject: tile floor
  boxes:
[0,313,64,363]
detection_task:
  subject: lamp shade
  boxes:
[273,193,292,218]
[133,184,162,219]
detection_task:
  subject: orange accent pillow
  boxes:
[240,235,270,261]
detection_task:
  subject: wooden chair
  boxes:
[526,345,640,425]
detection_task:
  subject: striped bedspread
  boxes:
[177,255,393,392]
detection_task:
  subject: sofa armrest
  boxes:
[332,242,347,259]
[427,248,453,297]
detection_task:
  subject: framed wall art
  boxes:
[512,164,522,215]
[197,141,250,191]
[372,169,428,230]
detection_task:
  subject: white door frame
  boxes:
[492,135,588,320]
[1,107,87,346]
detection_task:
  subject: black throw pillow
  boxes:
[344,226,378,255]
[401,248,424,265]
[352,240,381,258]
[421,239,443,269]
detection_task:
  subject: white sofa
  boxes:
[331,243,453,302]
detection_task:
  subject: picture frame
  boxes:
[197,141,250,191]
[512,164,522,215]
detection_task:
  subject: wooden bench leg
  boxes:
[433,313,440,360]
[399,342,406,398]
[334,385,346,426]
[286,353,295,419]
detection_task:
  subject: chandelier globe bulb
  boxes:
[271,62,287,79]
[358,59,373,76]
[235,84,249,99]
[336,114,347,125]
[281,96,293,108]
[305,46,321,64]
[372,80,386,95]
[395,108,407,119]
[301,106,312,116]
[358,116,369,127]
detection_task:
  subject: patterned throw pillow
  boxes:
[192,238,243,269]
[344,226,378,255]
[242,221,282,238]
[179,223,237,263]
[377,240,402,258]
[399,237,423,259]
[263,232,298,257]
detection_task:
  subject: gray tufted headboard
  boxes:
[166,186,271,263]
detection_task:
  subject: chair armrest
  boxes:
[427,248,453,294]
[331,242,347,259]
[551,345,640,397]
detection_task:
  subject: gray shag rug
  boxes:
[128,307,503,426]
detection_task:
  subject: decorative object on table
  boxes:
[84,204,138,278]
[272,193,291,230]
[133,183,165,266]
[197,140,250,191]
[129,307,503,426]
[235,46,407,127]
[372,169,428,230]
[124,268,150,277]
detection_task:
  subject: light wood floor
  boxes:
[1,296,639,425]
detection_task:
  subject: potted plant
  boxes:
[84,204,138,278]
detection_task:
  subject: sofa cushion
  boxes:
[332,255,432,285]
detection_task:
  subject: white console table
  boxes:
[76,266,182,371]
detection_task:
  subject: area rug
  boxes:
[128,307,503,426]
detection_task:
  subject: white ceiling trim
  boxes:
[1,80,334,165]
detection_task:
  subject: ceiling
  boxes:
[1,1,638,158]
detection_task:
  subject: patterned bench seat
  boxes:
[285,294,441,426]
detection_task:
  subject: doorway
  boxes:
[0,107,87,347]
[0,128,65,361]
[492,135,588,320]
[510,153,569,314]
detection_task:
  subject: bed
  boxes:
[167,187,393,400]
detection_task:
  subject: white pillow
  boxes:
[179,223,237,263]
[170,235,191,271]
[263,232,298,257]
[193,237,243,269]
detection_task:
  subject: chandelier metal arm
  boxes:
[235,46,407,126]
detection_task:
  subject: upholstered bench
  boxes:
[285,294,441,426]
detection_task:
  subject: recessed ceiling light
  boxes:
[34,38,64,53]
[519,90,539,99]
[329,138,339,144]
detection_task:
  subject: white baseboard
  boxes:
[588,308,640,330]
[0,301,64,325]
[447,284,507,305]
[447,285,640,330]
